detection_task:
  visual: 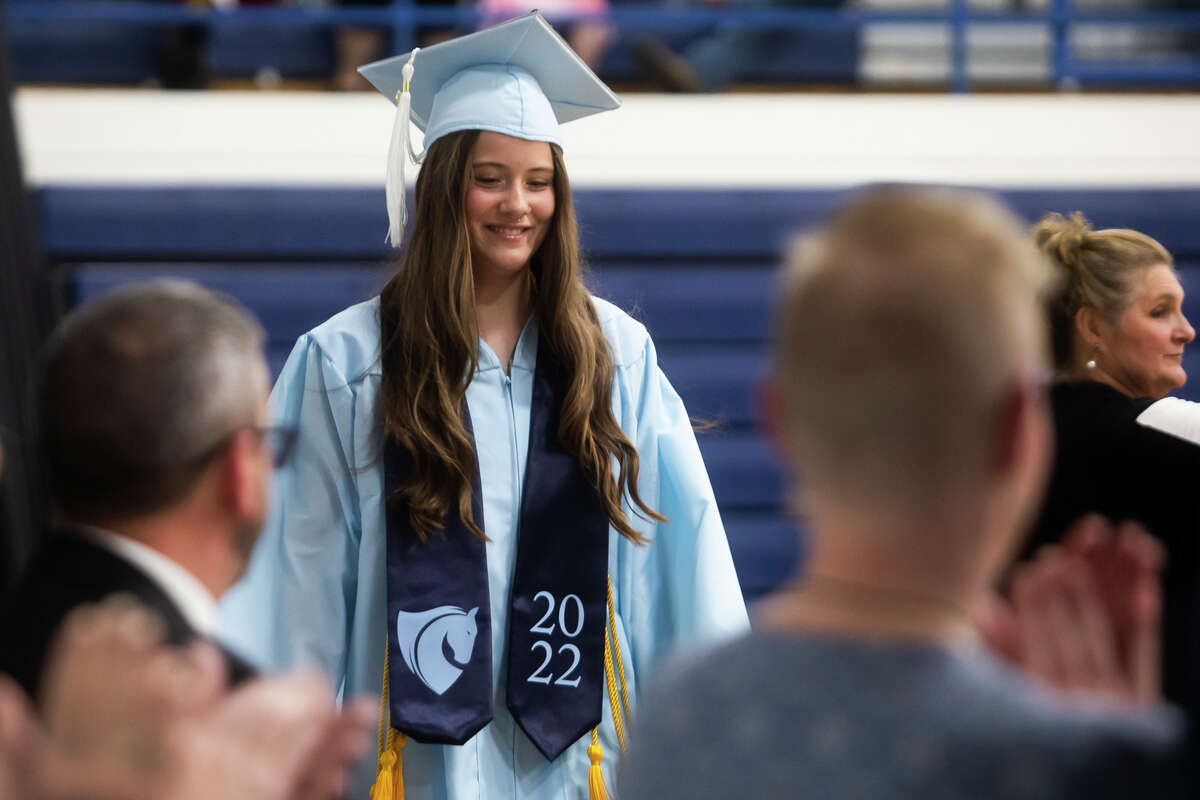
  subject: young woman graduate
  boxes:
[218,13,749,799]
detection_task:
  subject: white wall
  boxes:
[16,88,1200,189]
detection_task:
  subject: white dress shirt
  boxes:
[79,526,219,637]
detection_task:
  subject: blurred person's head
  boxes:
[1038,212,1192,399]
[771,188,1052,591]
[39,280,275,591]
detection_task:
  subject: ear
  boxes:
[467,607,478,622]
[758,373,790,460]
[220,429,259,519]
[992,380,1046,478]
[1074,305,1104,349]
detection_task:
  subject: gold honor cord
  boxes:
[607,576,633,736]
[588,575,633,800]
[370,633,406,800]
[369,575,632,800]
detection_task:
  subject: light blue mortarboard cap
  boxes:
[358,12,621,246]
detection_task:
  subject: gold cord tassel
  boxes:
[587,574,632,796]
[370,634,406,799]
[370,730,406,800]
[370,755,394,800]
[587,729,609,800]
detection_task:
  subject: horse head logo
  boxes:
[395,606,479,695]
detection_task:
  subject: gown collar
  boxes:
[475,315,539,374]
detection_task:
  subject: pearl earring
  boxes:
[1086,347,1098,370]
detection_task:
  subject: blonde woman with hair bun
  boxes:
[1037,211,1185,395]
[1021,211,1200,720]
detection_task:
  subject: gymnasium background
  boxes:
[2,0,1198,603]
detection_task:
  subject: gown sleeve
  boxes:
[613,329,750,681]
[218,333,363,686]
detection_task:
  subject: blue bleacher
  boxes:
[52,186,1200,604]
[5,10,856,86]
[9,1,1200,90]
[41,186,1200,260]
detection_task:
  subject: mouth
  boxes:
[486,225,531,241]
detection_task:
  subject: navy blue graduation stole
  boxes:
[384,341,610,761]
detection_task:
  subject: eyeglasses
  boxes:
[189,424,298,470]
[251,425,299,468]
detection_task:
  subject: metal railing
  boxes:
[5,0,1200,91]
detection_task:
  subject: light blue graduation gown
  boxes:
[218,295,749,799]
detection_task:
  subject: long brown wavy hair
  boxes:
[379,129,661,544]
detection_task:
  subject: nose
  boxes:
[1178,312,1195,344]
[499,183,531,217]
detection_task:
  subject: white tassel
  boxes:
[385,49,420,248]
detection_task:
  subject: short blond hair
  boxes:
[775,187,1051,513]
[1035,212,1174,372]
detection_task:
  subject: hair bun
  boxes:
[1034,211,1092,274]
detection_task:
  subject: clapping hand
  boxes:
[4,596,374,800]
[979,515,1163,705]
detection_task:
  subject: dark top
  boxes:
[619,632,1186,800]
[0,530,253,703]
[1022,381,1200,716]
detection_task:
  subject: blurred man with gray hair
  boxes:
[0,280,375,800]
[0,279,282,698]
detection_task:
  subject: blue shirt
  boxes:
[219,296,749,799]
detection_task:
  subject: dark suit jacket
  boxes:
[0,529,253,703]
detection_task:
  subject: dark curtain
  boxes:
[0,16,50,593]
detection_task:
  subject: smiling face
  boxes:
[1097,263,1195,398]
[464,131,556,283]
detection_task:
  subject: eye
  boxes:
[1151,306,1170,318]
[474,175,501,187]
[527,180,551,190]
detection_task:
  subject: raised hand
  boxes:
[168,671,371,800]
[980,515,1164,706]
[29,596,373,800]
